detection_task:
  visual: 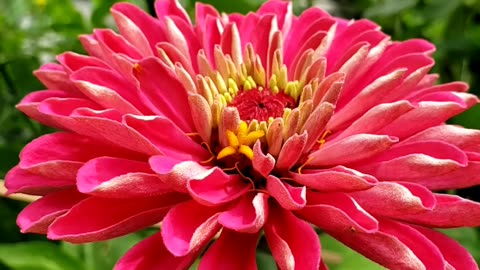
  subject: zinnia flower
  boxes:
[6,0,480,269]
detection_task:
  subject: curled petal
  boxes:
[149,156,208,192]
[266,176,306,210]
[218,192,269,233]
[199,229,259,270]
[350,182,436,217]
[77,157,170,198]
[161,200,222,256]
[114,231,199,270]
[265,206,321,270]
[252,141,275,177]
[399,194,480,228]
[297,192,378,233]
[291,166,377,192]
[48,193,187,243]
[276,132,307,171]
[17,189,87,234]
[187,167,250,206]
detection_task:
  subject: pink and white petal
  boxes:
[297,192,378,233]
[252,141,275,178]
[124,115,210,162]
[110,8,153,57]
[161,200,222,256]
[218,192,269,233]
[291,166,377,192]
[199,229,259,270]
[134,57,194,132]
[266,176,306,210]
[48,193,187,243]
[149,156,209,192]
[413,226,479,270]
[309,134,398,167]
[187,167,250,206]
[114,231,199,270]
[398,194,480,228]
[5,166,75,195]
[77,157,170,198]
[17,189,87,234]
[265,206,321,270]
[350,182,436,217]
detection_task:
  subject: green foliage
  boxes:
[1,0,480,269]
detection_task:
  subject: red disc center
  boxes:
[229,88,296,122]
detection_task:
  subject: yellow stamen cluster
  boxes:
[217,121,265,160]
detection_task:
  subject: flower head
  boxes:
[6,0,480,269]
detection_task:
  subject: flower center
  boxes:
[229,88,296,122]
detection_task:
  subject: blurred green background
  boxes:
[1,0,480,269]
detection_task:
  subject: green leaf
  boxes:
[256,251,277,270]
[364,0,418,18]
[320,234,385,270]
[0,242,84,270]
[61,232,145,269]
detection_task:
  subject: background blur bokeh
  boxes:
[1,0,480,269]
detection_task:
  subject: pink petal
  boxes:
[114,231,199,270]
[266,176,306,210]
[155,0,191,23]
[124,115,210,162]
[291,166,377,192]
[252,141,275,177]
[133,57,194,132]
[70,67,148,114]
[378,219,445,270]
[149,156,208,192]
[77,157,170,198]
[111,3,167,53]
[335,100,415,140]
[413,161,480,190]
[57,52,108,73]
[298,192,378,233]
[17,189,87,234]
[199,229,259,270]
[218,192,269,233]
[33,63,77,92]
[48,193,187,243]
[350,182,436,217]
[110,8,153,57]
[161,200,222,256]
[276,132,307,171]
[187,167,250,206]
[309,134,398,166]
[265,206,321,270]
[403,124,480,154]
[413,226,479,270]
[5,166,74,195]
[399,194,480,228]
[257,0,292,33]
[356,141,467,181]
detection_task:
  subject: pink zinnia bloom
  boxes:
[6,0,480,269]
